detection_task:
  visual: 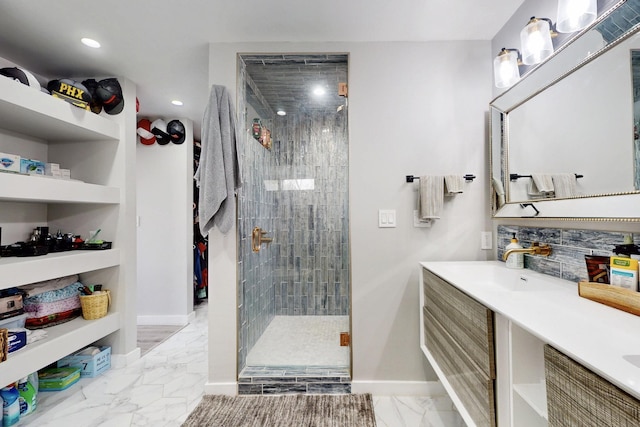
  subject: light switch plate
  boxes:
[378,209,396,228]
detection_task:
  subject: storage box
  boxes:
[20,158,45,175]
[57,346,111,377]
[0,312,27,330]
[7,330,26,353]
[45,162,61,177]
[38,367,81,391]
[0,152,20,173]
[60,168,71,180]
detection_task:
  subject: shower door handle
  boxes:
[252,227,273,252]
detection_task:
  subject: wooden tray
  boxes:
[578,281,640,316]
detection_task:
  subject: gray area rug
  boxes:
[182,394,377,426]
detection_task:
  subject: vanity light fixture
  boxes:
[520,17,557,65]
[171,100,183,106]
[493,48,521,88]
[276,110,286,116]
[557,0,597,33]
[313,87,326,96]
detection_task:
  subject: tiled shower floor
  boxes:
[245,315,350,366]
[240,315,351,394]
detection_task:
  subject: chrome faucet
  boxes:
[503,242,552,261]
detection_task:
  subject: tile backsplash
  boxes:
[498,225,640,283]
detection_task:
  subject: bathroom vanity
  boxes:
[420,261,640,427]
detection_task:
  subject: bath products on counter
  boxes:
[505,233,524,269]
[610,256,639,291]
[1,384,20,426]
[585,255,610,283]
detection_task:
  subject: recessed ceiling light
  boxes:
[81,38,101,48]
[313,87,326,96]
[171,100,184,106]
[277,110,286,116]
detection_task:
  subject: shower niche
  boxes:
[236,53,351,394]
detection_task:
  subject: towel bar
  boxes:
[509,173,583,181]
[406,174,476,183]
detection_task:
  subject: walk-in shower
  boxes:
[236,53,350,393]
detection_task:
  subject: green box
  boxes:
[38,367,81,391]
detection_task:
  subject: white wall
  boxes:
[136,118,194,325]
[206,41,493,394]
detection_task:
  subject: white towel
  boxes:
[194,85,242,235]
[492,177,505,208]
[552,174,577,198]
[419,175,443,220]
[444,175,464,196]
[528,174,554,198]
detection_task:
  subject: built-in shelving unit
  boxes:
[0,75,136,388]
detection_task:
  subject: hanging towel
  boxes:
[528,174,554,198]
[194,85,242,235]
[492,176,506,208]
[444,175,464,196]
[552,173,578,198]
[419,175,444,220]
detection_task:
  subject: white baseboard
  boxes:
[351,380,445,396]
[110,347,141,369]
[137,313,191,326]
[204,382,238,395]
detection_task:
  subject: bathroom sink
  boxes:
[430,261,568,293]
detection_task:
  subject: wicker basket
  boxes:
[0,328,7,362]
[79,290,110,320]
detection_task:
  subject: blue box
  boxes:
[57,346,111,378]
[7,330,26,353]
[20,158,45,175]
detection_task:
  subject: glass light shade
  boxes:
[520,18,554,65]
[557,0,597,33]
[493,49,520,88]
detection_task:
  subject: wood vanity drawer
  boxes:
[545,345,640,427]
[424,307,496,427]
[423,268,495,378]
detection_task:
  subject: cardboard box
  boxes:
[60,168,71,180]
[45,162,61,177]
[38,367,81,391]
[20,158,45,175]
[7,330,26,353]
[0,152,20,173]
[57,346,111,377]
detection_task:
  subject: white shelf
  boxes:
[0,313,120,387]
[0,77,119,142]
[514,382,548,420]
[0,173,120,204]
[0,249,120,290]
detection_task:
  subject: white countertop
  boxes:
[421,261,640,400]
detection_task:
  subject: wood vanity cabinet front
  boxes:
[422,269,497,427]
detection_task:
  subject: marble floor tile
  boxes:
[20,303,462,426]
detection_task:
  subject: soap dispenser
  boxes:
[505,233,524,269]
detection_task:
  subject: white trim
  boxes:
[137,314,190,326]
[110,348,141,369]
[351,380,445,396]
[204,382,238,396]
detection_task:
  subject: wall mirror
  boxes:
[491,0,640,219]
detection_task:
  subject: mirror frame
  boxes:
[490,0,640,221]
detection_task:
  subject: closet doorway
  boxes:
[236,53,351,392]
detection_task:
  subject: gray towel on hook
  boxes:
[444,175,464,196]
[194,85,241,235]
[419,175,443,220]
[551,173,577,198]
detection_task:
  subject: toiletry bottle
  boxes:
[1,384,20,426]
[17,376,36,417]
[505,233,524,269]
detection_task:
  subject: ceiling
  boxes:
[0,1,523,140]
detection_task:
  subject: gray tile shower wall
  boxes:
[271,112,349,316]
[497,225,640,283]
[237,63,278,371]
